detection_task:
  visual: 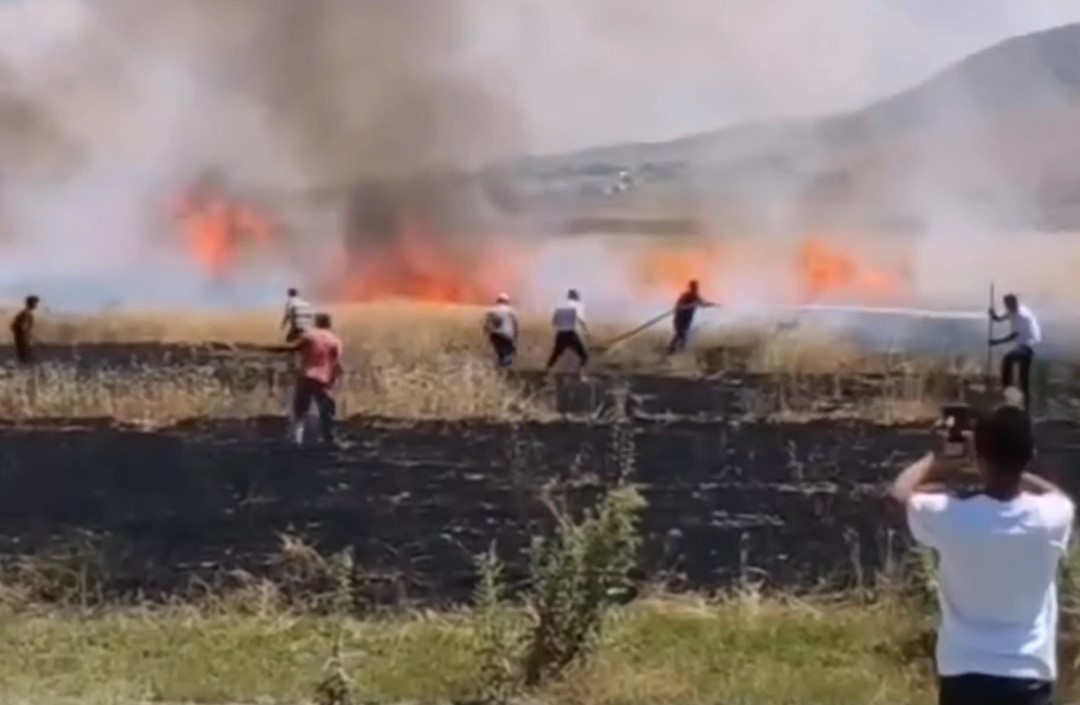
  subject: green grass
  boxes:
[0,594,934,705]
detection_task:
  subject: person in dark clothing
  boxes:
[667,280,715,354]
[10,295,39,365]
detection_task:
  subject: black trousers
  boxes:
[939,673,1053,705]
[489,333,516,368]
[668,325,690,354]
[546,331,588,370]
[1001,344,1034,407]
[13,339,32,365]
[292,377,336,443]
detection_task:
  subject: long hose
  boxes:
[595,308,676,355]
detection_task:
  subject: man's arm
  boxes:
[281,303,292,330]
[889,452,940,505]
[264,338,305,354]
[693,293,719,308]
[988,308,1005,322]
[330,353,344,385]
[892,452,966,549]
[1020,471,1066,495]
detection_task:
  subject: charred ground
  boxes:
[1,339,1079,606]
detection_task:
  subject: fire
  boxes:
[627,234,911,307]
[165,172,912,311]
[796,237,906,304]
[633,241,725,298]
[335,217,523,304]
[171,188,274,280]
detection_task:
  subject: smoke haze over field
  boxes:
[0,0,1078,314]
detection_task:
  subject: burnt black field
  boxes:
[0,341,1078,606]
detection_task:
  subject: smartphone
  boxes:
[940,403,971,458]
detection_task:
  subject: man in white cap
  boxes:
[483,292,519,368]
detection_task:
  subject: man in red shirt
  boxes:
[667,280,715,354]
[277,312,343,446]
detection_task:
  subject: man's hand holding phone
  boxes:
[932,403,979,482]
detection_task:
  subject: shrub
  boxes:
[522,485,646,686]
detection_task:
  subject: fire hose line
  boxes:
[595,308,677,355]
[593,300,988,357]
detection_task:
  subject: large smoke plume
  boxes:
[0,0,1077,332]
[0,0,527,308]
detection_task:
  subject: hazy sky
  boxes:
[2,0,1079,154]
[465,0,1080,151]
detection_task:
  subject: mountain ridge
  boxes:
[521,22,1080,231]
[516,22,1080,172]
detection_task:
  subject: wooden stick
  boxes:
[985,281,995,386]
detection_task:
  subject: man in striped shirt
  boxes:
[281,287,315,342]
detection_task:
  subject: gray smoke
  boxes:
[0,0,527,308]
[0,0,1077,320]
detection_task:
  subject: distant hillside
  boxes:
[512,22,1080,232]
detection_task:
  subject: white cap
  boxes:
[496,292,510,303]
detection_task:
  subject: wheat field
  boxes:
[0,301,989,424]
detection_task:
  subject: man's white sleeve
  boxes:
[1039,493,1075,552]
[907,493,951,549]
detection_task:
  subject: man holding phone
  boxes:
[890,404,1073,705]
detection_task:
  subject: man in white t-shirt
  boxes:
[891,404,1073,705]
[281,287,315,342]
[989,293,1041,410]
[483,292,519,368]
[545,288,590,372]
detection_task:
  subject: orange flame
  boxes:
[335,217,523,304]
[796,237,905,303]
[628,234,910,306]
[633,242,724,297]
[166,177,912,310]
[172,191,274,279]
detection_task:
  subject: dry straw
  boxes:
[0,302,970,424]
